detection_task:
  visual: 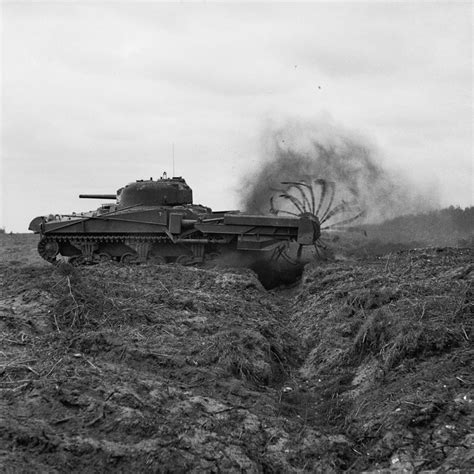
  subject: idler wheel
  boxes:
[38,238,59,264]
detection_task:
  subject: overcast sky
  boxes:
[1,1,472,232]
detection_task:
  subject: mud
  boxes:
[0,234,472,472]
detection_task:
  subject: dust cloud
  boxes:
[241,120,439,223]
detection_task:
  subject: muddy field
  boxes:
[1,233,472,472]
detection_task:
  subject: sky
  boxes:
[1,0,472,232]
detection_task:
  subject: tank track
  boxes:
[38,233,223,265]
[44,234,172,243]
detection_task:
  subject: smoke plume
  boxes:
[241,120,438,223]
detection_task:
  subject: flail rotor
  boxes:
[269,179,365,263]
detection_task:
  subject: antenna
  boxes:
[172,143,175,177]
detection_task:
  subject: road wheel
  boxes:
[69,255,85,266]
[96,252,112,263]
[121,253,137,264]
[176,255,194,266]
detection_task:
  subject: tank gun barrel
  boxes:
[79,194,116,200]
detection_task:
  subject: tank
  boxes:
[29,174,321,265]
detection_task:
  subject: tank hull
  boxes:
[29,177,321,265]
[31,208,319,265]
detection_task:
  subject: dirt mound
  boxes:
[1,234,472,472]
[0,258,305,472]
[292,247,473,471]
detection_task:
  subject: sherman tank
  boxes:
[29,174,321,265]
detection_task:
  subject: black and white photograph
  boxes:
[1,1,472,472]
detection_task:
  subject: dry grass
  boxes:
[352,305,466,371]
[291,248,473,471]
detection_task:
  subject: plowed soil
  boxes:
[1,234,472,473]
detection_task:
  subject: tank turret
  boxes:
[117,177,192,207]
[79,176,192,208]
